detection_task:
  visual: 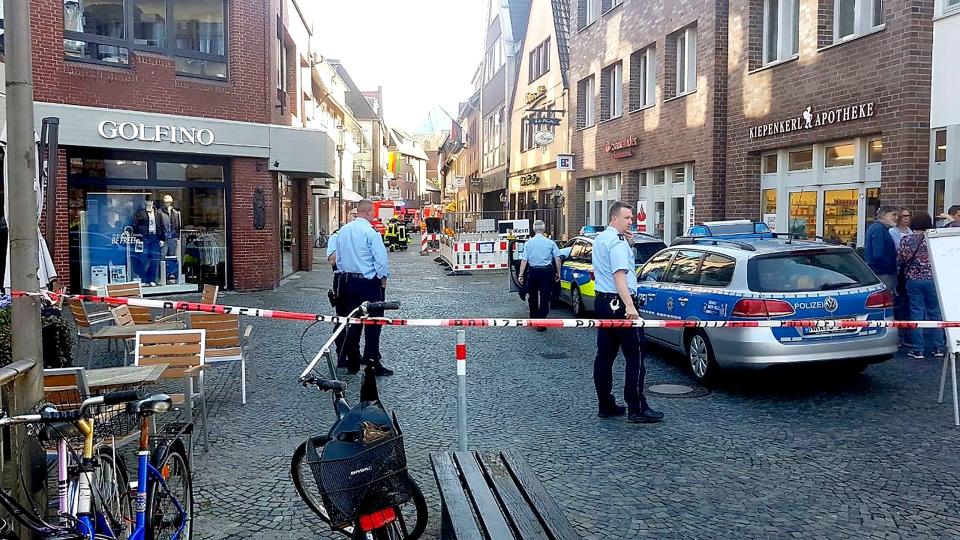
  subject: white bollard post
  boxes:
[456,329,468,451]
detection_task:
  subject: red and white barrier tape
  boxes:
[15,290,960,329]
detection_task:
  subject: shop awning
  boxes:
[342,189,363,202]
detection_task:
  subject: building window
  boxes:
[602,0,624,12]
[577,75,596,129]
[788,191,818,238]
[654,170,665,185]
[825,143,855,167]
[0,2,5,50]
[867,139,883,163]
[934,179,946,216]
[63,0,227,78]
[277,30,288,92]
[788,149,813,170]
[482,106,505,170]
[935,130,947,162]
[763,0,800,64]
[762,188,777,220]
[762,154,778,173]
[673,167,686,183]
[834,0,883,43]
[529,38,550,82]
[629,45,656,110]
[670,25,697,97]
[578,0,599,30]
[485,38,505,83]
[600,62,623,121]
[946,0,960,13]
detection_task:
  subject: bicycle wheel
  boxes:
[147,445,192,540]
[92,446,133,537]
[374,477,427,540]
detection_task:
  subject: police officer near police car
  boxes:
[326,208,358,364]
[518,220,561,328]
[335,200,394,376]
[592,202,663,423]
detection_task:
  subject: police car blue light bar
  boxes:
[685,220,771,237]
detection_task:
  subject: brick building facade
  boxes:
[1,0,336,293]
[568,0,728,243]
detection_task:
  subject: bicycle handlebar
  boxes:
[361,300,401,316]
[0,390,143,426]
[302,376,347,393]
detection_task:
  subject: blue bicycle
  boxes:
[0,390,192,540]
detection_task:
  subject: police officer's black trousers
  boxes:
[526,266,555,318]
[593,294,647,412]
[332,272,347,364]
[339,275,384,370]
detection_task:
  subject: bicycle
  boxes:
[315,230,330,249]
[0,390,193,540]
[291,301,428,540]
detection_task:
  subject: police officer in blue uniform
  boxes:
[335,200,393,376]
[326,208,357,364]
[518,220,561,328]
[592,202,663,423]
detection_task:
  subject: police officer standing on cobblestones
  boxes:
[326,208,357,364]
[335,200,394,376]
[592,202,663,423]
[518,220,561,328]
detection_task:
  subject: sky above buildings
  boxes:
[311,0,488,133]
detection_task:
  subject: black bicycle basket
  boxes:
[306,407,413,529]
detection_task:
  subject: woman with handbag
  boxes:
[896,211,946,360]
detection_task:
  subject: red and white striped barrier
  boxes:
[420,233,440,256]
[18,291,960,329]
[438,236,509,272]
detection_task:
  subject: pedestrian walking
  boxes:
[865,206,899,292]
[517,220,561,327]
[335,199,394,376]
[889,208,912,250]
[592,202,663,424]
[897,211,946,360]
[326,208,358,364]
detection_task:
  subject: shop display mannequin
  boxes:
[160,195,182,284]
[133,194,164,286]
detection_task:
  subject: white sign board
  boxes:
[763,213,778,232]
[925,226,960,425]
[498,219,530,237]
[635,199,648,233]
[451,176,466,188]
[476,219,496,233]
[557,153,574,171]
[685,194,695,231]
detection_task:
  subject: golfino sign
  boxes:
[98,120,216,146]
[748,102,875,139]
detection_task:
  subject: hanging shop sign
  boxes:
[557,153,574,171]
[748,102,875,139]
[519,174,540,186]
[604,137,639,159]
[97,120,215,146]
[533,130,555,146]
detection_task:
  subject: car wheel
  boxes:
[687,331,719,384]
[571,286,585,317]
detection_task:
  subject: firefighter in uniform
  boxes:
[592,201,663,423]
[517,220,561,328]
[335,200,394,375]
[326,208,357,364]
[385,218,399,251]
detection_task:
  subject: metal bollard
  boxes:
[456,329,467,451]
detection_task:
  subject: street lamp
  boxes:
[336,123,345,226]
[551,185,565,207]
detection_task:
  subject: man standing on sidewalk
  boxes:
[865,206,899,292]
[326,208,357,365]
[517,220,561,329]
[592,202,662,424]
[336,200,394,376]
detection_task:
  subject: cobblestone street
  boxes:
[188,247,960,539]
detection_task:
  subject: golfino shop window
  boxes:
[67,151,229,294]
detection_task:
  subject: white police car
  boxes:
[636,220,898,383]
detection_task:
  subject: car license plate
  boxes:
[803,318,858,335]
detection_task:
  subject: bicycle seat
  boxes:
[127,394,173,416]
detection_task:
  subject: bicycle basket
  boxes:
[33,390,139,450]
[306,412,413,528]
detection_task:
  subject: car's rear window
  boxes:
[747,250,880,292]
[633,242,666,264]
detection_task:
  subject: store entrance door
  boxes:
[279,175,294,277]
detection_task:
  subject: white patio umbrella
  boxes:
[1,125,58,290]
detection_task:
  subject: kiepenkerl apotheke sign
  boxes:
[97,120,216,146]
[749,102,875,139]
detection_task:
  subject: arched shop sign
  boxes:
[97,120,216,146]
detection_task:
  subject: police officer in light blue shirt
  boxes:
[326,208,357,364]
[335,200,393,376]
[518,220,562,326]
[592,202,662,424]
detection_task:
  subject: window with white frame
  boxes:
[578,0,599,30]
[577,75,596,129]
[946,0,960,12]
[671,25,697,97]
[636,164,695,242]
[600,62,623,121]
[482,106,505,170]
[630,45,656,110]
[484,39,504,83]
[584,174,620,226]
[763,0,800,64]
[834,0,883,43]
[529,38,551,82]
[602,0,624,12]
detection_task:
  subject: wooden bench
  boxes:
[431,450,580,540]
